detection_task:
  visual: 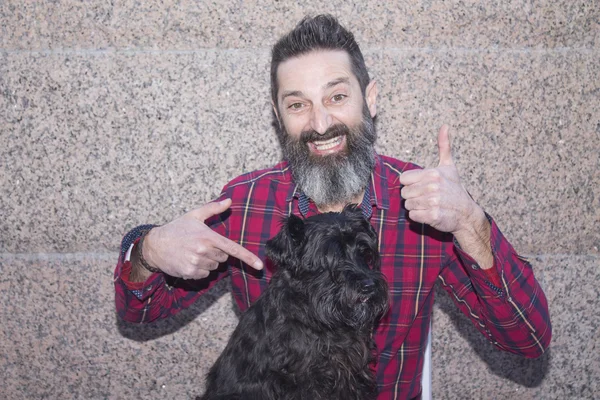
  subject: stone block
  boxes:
[0,254,596,398]
[1,1,598,51]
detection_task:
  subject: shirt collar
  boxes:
[286,154,390,218]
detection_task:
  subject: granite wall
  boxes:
[1,1,598,399]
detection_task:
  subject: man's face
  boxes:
[275,50,377,153]
[273,50,378,207]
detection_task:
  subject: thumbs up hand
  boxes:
[399,125,480,235]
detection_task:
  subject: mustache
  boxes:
[300,124,350,144]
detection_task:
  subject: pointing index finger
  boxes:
[210,231,264,270]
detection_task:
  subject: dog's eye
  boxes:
[363,250,374,265]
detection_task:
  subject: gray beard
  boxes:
[279,107,377,208]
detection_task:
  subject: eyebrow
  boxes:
[281,90,303,101]
[280,77,351,102]
[324,77,350,90]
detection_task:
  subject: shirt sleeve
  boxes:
[438,214,552,358]
[113,195,230,323]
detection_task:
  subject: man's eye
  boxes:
[288,103,303,110]
[332,94,347,102]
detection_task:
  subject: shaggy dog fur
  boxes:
[198,205,389,400]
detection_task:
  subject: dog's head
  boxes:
[266,205,389,330]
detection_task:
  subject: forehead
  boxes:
[276,50,359,100]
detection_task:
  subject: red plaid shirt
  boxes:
[114,154,551,400]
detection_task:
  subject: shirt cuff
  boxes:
[452,213,506,295]
[125,243,134,262]
[116,237,164,300]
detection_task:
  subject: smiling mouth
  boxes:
[309,135,345,154]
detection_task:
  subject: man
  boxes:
[114,15,551,399]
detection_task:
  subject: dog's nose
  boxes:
[360,278,375,293]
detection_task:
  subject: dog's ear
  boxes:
[265,215,305,268]
[286,214,305,242]
[342,203,363,219]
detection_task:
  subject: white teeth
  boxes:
[313,136,343,150]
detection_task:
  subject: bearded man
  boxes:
[114,15,551,400]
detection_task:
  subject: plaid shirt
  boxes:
[114,154,551,400]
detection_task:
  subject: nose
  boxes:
[309,104,332,135]
[360,278,375,294]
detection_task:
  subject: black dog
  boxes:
[198,205,389,400]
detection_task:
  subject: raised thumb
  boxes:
[437,125,454,166]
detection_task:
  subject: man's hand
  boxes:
[400,125,493,269]
[134,199,263,281]
[400,125,478,234]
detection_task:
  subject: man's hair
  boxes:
[270,14,370,106]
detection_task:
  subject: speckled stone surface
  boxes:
[1,1,599,398]
[1,49,598,254]
[432,254,600,399]
[0,50,277,253]
[1,1,598,50]
[366,49,600,256]
[0,253,237,399]
[0,254,597,399]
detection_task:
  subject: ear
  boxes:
[342,203,364,220]
[365,80,378,118]
[265,215,305,268]
[271,100,282,129]
[287,214,306,242]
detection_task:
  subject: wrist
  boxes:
[453,204,493,270]
[454,201,486,237]
[138,229,162,273]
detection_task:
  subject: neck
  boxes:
[316,190,365,213]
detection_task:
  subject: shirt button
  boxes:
[471,264,479,270]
